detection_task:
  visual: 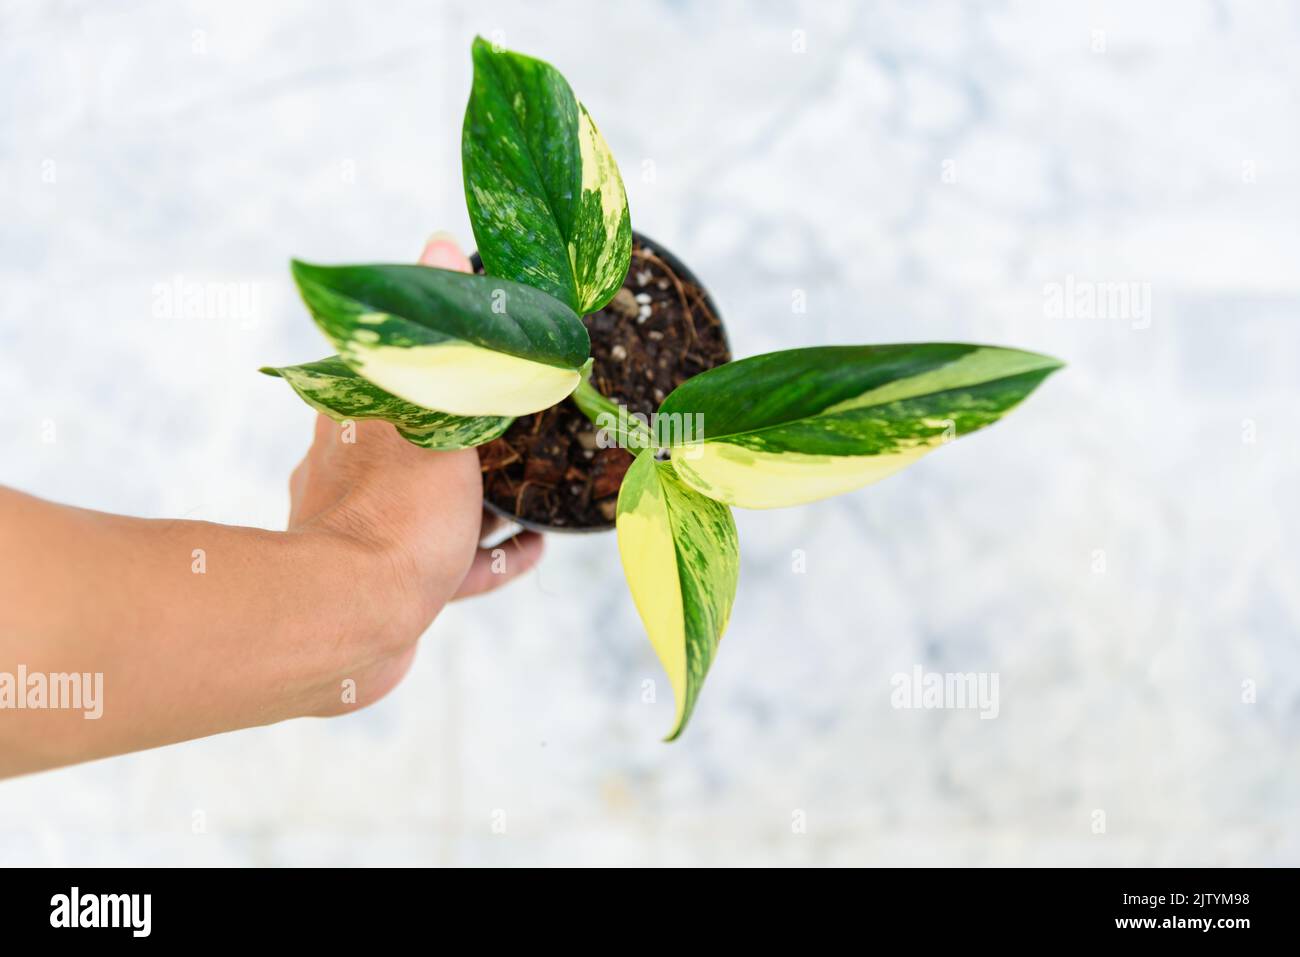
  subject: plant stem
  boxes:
[571,377,654,451]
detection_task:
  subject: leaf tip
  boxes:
[1037,350,1067,372]
[470,34,499,60]
[661,710,693,742]
[258,365,283,378]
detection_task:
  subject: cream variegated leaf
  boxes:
[261,357,512,449]
[616,449,739,740]
[291,260,589,417]
[462,36,632,315]
[660,344,1064,509]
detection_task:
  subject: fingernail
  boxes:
[419,232,472,272]
[419,232,459,266]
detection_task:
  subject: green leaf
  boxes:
[290,260,590,417]
[462,36,632,315]
[658,344,1064,509]
[616,449,739,740]
[261,357,511,449]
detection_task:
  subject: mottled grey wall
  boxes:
[2,0,1297,865]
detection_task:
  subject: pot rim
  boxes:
[475,230,728,535]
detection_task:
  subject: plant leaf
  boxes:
[616,449,739,740]
[261,357,512,450]
[659,344,1064,509]
[462,36,632,315]
[290,260,589,417]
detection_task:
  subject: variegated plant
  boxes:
[263,38,1063,740]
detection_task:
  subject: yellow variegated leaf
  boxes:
[660,344,1064,509]
[291,260,589,418]
[616,450,739,740]
[260,357,512,449]
[671,443,932,510]
[339,339,580,418]
[462,37,632,315]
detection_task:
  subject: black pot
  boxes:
[473,230,728,534]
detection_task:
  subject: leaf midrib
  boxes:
[301,268,582,370]
[476,50,580,300]
[674,367,1055,447]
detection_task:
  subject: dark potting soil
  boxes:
[477,238,731,529]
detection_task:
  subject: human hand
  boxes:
[285,234,544,713]
[0,234,543,778]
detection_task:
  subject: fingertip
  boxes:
[418,232,472,273]
[451,531,546,601]
[511,530,545,570]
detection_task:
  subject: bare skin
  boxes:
[0,236,542,779]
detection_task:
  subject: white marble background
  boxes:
[2,0,1298,866]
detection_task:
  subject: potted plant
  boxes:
[263,37,1063,739]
